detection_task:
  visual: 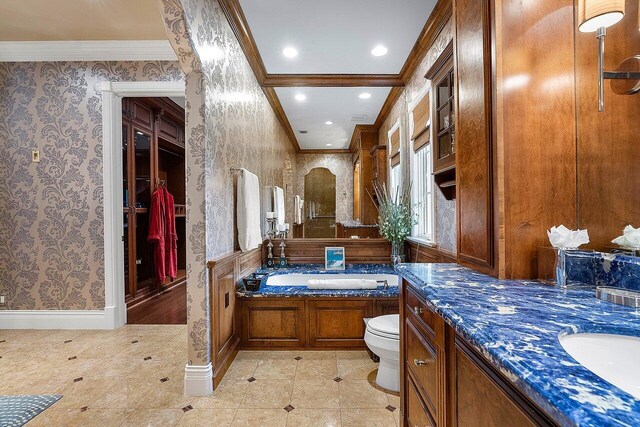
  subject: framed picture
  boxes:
[325,247,346,270]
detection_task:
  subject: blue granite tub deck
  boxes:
[395,263,640,427]
[237,264,399,298]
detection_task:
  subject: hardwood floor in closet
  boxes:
[127,281,187,325]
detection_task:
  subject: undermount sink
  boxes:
[559,333,640,400]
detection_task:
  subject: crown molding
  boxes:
[218,0,452,153]
[298,149,351,155]
[262,87,301,152]
[0,40,177,62]
[262,74,404,87]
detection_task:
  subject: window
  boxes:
[411,144,434,242]
[389,163,402,199]
[409,86,435,243]
[387,120,401,198]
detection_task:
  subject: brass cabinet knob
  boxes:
[413,306,423,315]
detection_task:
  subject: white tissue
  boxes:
[611,225,640,250]
[547,225,590,249]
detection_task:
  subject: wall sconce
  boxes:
[578,0,640,111]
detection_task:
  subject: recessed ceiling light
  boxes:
[371,45,388,56]
[325,121,333,125]
[295,93,306,101]
[282,47,298,58]
[326,144,333,147]
[359,92,372,99]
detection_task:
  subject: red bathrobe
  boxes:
[148,186,177,282]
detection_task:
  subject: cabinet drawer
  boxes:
[405,285,444,347]
[407,373,437,427]
[406,317,439,415]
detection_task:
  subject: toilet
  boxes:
[364,314,400,392]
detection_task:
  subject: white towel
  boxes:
[237,169,261,252]
[294,195,304,225]
[273,186,285,225]
[307,279,379,290]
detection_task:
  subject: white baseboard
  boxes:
[0,306,122,330]
[184,363,213,396]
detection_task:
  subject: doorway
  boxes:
[122,97,187,325]
[303,167,337,238]
[101,81,186,329]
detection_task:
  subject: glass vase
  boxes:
[391,241,406,266]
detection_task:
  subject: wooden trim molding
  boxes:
[400,0,453,82]
[425,39,454,80]
[271,238,391,264]
[218,0,267,82]
[262,87,301,152]
[217,0,453,154]
[262,74,404,87]
[299,149,351,154]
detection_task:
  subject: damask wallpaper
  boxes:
[171,0,296,366]
[295,153,354,223]
[378,19,457,254]
[0,60,183,311]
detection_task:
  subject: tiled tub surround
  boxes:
[395,263,640,426]
[238,264,400,298]
[564,250,640,291]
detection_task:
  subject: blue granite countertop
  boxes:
[395,263,640,427]
[237,264,399,298]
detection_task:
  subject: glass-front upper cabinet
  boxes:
[434,66,455,172]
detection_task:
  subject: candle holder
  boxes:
[265,218,277,268]
[278,231,288,268]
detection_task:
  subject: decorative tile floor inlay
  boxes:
[0,325,398,426]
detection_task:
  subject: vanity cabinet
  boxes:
[400,279,557,426]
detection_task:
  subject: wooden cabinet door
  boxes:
[241,299,306,348]
[308,299,373,348]
[407,373,437,427]
[454,339,540,427]
[454,0,495,272]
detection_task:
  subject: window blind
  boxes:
[411,92,430,142]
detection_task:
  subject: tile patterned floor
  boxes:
[0,325,400,426]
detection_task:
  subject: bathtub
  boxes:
[265,273,399,287]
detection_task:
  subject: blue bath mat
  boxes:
[0,395,62,427]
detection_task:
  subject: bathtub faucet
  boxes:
[377,280,389,289]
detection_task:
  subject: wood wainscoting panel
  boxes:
[405,240,457,264]
[308,299,374,348]
[277,238,391,264]
[454,0,496,274]
[241,299,306,347]
[207,246,262,387]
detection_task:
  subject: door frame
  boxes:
[101,81,185,328]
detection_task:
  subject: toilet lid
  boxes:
[367,314,399,336]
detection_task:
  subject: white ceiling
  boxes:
[239,0,437,74]
[275,87,391,150]
[0,0,166,41]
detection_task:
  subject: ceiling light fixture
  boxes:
[359,92,371,99]
[282,47,298,58]
[326,144,332,147]
[295,93,306,101]
[371,45,388,56]
[325,121,333,125]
